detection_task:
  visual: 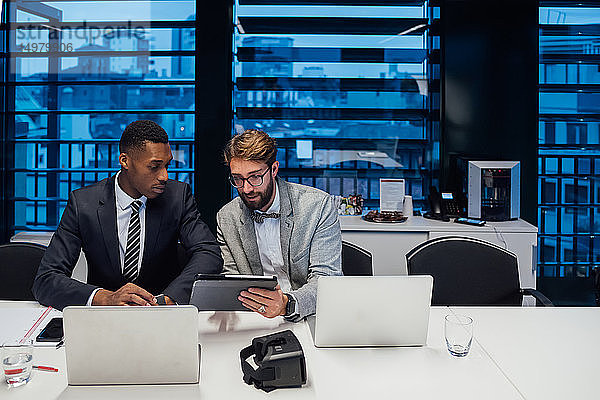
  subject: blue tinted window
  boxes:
[538,4,600,279]
[6,0,195,231]
[232,3,439,209]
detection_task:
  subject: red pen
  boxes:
[33,365,58,372]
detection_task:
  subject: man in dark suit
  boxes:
[33,120,223,310]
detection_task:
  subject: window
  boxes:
[5,0,196,231]
[538,3,600,278]
[232,2,439,209]
[0,1,6,237]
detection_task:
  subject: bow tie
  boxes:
[251,212,280,223]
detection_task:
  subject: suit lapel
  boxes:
[238,206,263,275]
[142,197,163,269]
[97,175,121,277]
[278,179,294,275]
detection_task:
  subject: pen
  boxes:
[33,365,59,372]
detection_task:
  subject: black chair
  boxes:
[406,236,552,306]
[342,241,373,276]
[0,242,47,301]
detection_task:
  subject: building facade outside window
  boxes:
[538,4,600,298]
[232,3,440,210]
[4,0,196,232]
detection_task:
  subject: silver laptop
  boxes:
[309,275,433,347]
[63,305,200,385]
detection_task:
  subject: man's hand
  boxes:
[238,284,288,318]
[92,283,157,306]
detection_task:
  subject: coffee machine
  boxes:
[467,161,520,221]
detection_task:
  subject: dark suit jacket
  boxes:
[33,175,223,310]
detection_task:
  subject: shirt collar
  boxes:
[115,170,147,211]
[256,181,280,214]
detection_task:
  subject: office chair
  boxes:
[0,242,47,301]
[342,241,373,276]
[406,236,552,306]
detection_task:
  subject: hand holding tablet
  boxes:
[190,274,278,311]
[238,284,288,318]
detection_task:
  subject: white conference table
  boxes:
[3,303,599,399]
[0,301,523,400]
[449,306,600,400]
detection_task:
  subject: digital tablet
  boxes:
[189,274,278,311]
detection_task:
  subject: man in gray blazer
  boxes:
[217,129,342,322]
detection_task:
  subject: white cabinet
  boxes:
[340,216,538,290]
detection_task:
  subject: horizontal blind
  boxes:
[233,1,439,209]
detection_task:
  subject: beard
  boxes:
[239,176,275,211]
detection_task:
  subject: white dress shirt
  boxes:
[253,183,292,293]
[87,171,147,305]
[114,171,147,273]
[253,183,299,317]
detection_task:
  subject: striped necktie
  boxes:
[123,200,143,282]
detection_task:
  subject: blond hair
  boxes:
[223,129,277,166]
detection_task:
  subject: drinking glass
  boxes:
[2,340,34,387]
[444,314,473,357]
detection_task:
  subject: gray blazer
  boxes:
[216,178,342,320]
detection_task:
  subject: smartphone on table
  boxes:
[36,317,63,342]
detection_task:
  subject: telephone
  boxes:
[424,186,465,221]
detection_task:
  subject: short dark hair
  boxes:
[223,129,277,166]
[119,120,169,154]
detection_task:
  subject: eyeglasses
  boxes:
[229,167,271,188]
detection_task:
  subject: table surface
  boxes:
[4,303,598,399]
[449,306,600,400]
[0,302,525,400]
[340,215,538,233]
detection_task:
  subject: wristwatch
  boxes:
[284,293,296,317]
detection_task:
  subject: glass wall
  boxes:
[5,0,196,231]
[1,1,6,239]
[232,2,440,209]
[538,4,600,280]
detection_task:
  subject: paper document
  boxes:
[379,178,405,212]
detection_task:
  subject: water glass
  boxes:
[444,314,473,357]
[2,340,34,387]
[403,195,413,218]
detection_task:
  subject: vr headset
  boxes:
[240,330,307,392]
